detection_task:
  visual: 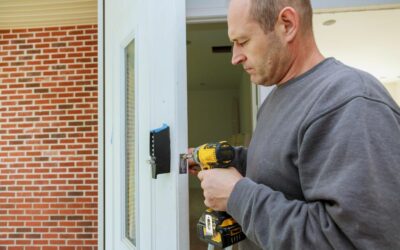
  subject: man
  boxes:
[194,0,400,249]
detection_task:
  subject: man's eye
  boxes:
[239,40,248,46]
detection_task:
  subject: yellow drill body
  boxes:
[193,141,246,248]
[193,141,234,170]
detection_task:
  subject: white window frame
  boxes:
[119,32,139,249]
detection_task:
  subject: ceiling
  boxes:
[0,0,97,28]
[187,7,400,90]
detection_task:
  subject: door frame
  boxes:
[98,0,104,248]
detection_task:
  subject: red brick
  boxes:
[43,246,57,250]
[51,31,66,36]
[1,25,98,248]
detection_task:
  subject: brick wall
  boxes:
[0,25,98,249]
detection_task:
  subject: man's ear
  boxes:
[276,7,299,43]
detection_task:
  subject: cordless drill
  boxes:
[190,141,246,248]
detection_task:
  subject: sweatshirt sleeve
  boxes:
[232,146,247,176]
[227,97,400,249]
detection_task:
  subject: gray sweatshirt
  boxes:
[228,58,400,250]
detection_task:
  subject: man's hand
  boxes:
[198,167,243,211]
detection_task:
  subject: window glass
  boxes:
[125,39,136,245]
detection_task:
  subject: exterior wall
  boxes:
[0,25,98,249]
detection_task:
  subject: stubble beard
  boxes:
[258,33,285,86]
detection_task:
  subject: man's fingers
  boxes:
[188,167,199,175]
[203,190,212,208]
[197,170,204,181]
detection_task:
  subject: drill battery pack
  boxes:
[197,209,246,248]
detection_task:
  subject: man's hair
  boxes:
[249,0,313,33]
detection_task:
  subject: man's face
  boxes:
[228,0,287,86]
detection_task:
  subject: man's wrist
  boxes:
[227,177,249,213]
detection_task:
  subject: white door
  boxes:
[102,0,189,249]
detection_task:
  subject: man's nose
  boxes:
[231,54,246,65]
[231,46,246,65]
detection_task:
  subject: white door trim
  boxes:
[97,0,104,249]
